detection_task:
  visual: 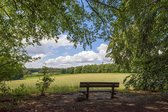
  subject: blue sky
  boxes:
[25,34,111,68]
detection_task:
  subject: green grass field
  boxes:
[7,73,130,94]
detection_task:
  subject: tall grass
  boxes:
[7,73,129,94]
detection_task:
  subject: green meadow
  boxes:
[7,73,129,94]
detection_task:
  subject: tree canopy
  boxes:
[0,0,118,80]
[107,0,168,91]
[0,0,118,48]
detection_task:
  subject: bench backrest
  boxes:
[80,82,119,88]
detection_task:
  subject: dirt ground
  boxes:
[1,92,168,112]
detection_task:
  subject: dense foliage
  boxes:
[28,64,132,75]
[62,64,130,74]
[0,57,26,81]
[107,0,168,91]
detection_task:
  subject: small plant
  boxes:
[12,84,28,96]
[36,66,54,96]
[9,84,28,107]
[0,81,11,95]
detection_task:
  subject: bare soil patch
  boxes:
[1,92,168,112]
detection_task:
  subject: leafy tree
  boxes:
[60,64,124,74]
[0,56,26,81]
[66,67,74,74]
[74,66,82,74]
[82,65,86,73]
[107,0,168,91]
[0,44,30,81]
[61,69,66,74]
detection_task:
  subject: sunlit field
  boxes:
[7,73,129,93]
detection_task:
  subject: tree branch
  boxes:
[91,0,121,11]
[0,6,11,19]
[12,0,18,10]
[85,0,105,23]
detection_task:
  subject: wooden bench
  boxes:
[79,82,119,99]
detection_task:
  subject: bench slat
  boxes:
[80,82,119,87]
[80,82,119,84]
[80,85,119,87]
[79,90,117,93]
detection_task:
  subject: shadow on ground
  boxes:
[2,92,168,112]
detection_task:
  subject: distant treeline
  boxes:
[28,64,132,75]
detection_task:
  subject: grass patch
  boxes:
[7,73,129,94]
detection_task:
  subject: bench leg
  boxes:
[111,87,114,99]
[86,87,89,99]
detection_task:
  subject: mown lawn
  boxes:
[7,73,129,93]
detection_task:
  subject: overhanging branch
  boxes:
[0,6,11,18]
[91,0,121,11]
[85,0,105,23]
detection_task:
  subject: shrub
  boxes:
[12,84,28,96]
[36,74,54,96]
[0,81,10,95]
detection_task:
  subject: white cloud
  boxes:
[40,35,73,47]
[97,43,111,62]
[25,60,45,68]
[25,41,112,68]
[25,54,47,68]
[97,43,108,54]
[26,34,73,55]
[46,51,100,64]
[25,34,74,68]
[45,43,111,68]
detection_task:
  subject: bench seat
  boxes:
[79,90,117,93]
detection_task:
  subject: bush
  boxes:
[124,55,168,91]
[36,74,54,96]
[0,81,11,95]
[12,84,28,96]
[0,83,28,110]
